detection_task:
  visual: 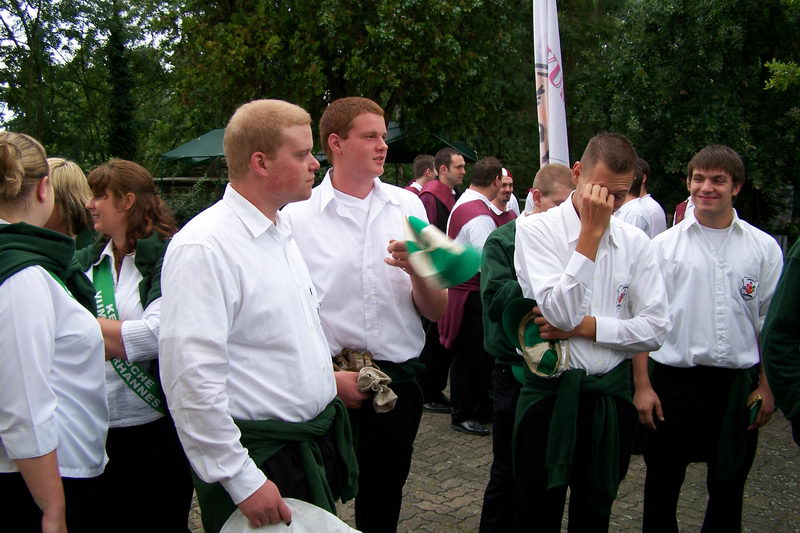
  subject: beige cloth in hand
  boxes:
[357,366,398,413]
[333,349,397,413]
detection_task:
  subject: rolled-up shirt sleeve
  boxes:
[0,268,59,460]
[593,240,669,352]
[159,243,266,504]
[121,298,161,363]
[515,222,595,332]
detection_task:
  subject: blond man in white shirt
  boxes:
[283,96,447,533]
[159,99,366,533]
[513,133,669,532]
[636,145,781,533]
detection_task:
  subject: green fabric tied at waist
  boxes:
[375,357,424,385]
[193,397,358,533]
[717,366,756,481]
[513,360,632,516]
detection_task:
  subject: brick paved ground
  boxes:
[190,412,799,532]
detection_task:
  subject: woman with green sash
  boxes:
[0,132,109,533]
[76,159,193,533]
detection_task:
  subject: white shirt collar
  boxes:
[317,168,401,213]
[223,183,278,239]
[681,208,746,233]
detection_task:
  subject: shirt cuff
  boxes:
[565,251,596,288]
[594,316,620,346]
[3,418,58,459]
[221,460,269,505]
[121,320,159,362]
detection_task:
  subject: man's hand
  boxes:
[334,370,370,408]
[384,239,413,274]
[578,184,614,234]
[532,306,571,340]
[747,385,775,431]
[531,306,595,341]
[238,480,292,528]
[575,184,614,262]
[634,384,664,431]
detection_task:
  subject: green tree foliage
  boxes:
[567,0,800,230]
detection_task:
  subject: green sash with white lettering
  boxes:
[94,255,165,414]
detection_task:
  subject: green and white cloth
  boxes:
[403,215,480,290]
[501,297,569,379]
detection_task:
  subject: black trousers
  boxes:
[99,416,194,533]
[419,318,452,403]
[479,364,522,533]
[450,292,494,424]
[1,472,102,532]
[349,379,423,533]
[514,394,636,533]
[642,364,759,533]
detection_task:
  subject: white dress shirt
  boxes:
[448,188,504,252]
[282,170,428,364]
[0,265,108,477]
[514,192,669,375]
[613,198,648,233]
[640,194,668,238]
[85,241,162,428]
[159,185,336,505]
[650,212,783,369]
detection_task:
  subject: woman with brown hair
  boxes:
[0,132,108,533]
[76,159,193,532]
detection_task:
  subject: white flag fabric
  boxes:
[533,0,569,166]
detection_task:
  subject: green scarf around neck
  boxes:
[76,231,168,308]
[0,222,96,314]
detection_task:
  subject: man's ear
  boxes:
[328,133,343,156]
[532,188,543,209]
[249,151,270,178]
[571,161,582,186]
[732,181,743,198]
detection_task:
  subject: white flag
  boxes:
[533,0,569,166]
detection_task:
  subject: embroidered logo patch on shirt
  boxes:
[740,276,758,300]
[616,284,630,310]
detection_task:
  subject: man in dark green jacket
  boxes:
[478,164,573,533]
[762,239,800,446]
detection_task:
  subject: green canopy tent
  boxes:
[160,123,478,166]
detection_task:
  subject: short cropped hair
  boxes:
[580,133,637,176]
[687,145,745,187]
[629,157,650,197]
[320,97,384,161]
[532,163,574,196]
[434,147,460,174]
[470,157,502,188]
[224,99,312,179]
[48,158,92,235]
[413,154,435,179]
[0,131,48,203]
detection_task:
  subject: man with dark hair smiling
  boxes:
[513,133,669,531]
[637,144,781,532]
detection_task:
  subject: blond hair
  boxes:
[48,157,92,235]
[224,99,312,179]
[532,164,574,196]
[0,132,48,203]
